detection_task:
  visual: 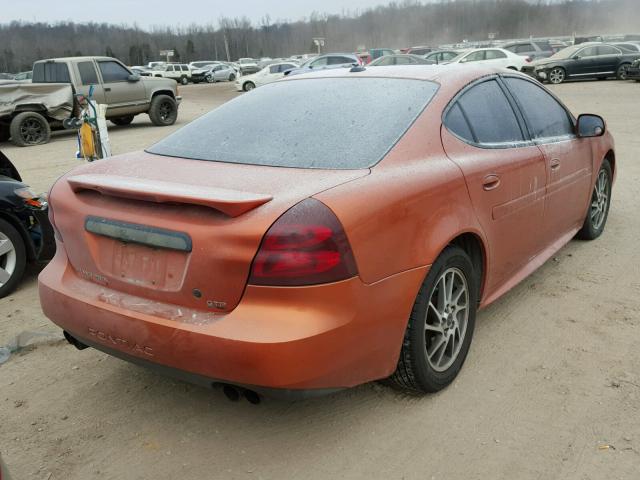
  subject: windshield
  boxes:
[148,77,439,169]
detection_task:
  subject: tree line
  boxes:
[0,0,638,72]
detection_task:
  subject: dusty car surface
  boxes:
[0,56,181,146]
[39,65,615,399]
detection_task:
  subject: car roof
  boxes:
[36,56,116,62]
[281,63,523,87]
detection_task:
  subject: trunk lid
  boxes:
[51,151,368,314]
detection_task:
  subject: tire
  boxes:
[228,73,236,82]
[243,81,256,92]
[577,159,612,240]
[386,245,478,394]
[548,67,566,84]
[180,76,189,85]
[9,111,51,147]
[148,95,178,126]
[616,63,630,80]
[0,218,27,299]
[110,115,135,126]
[0,126,9,143]
[206,75,215,84]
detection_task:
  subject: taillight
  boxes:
[249,198,357,286]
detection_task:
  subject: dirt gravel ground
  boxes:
[1,80,639,480]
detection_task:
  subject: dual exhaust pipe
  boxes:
[63,330,262,404]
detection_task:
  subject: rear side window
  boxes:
[77,61,99,85]
[464,51,485,62]
[447,79,524,145]
[328,56,354,65]
[503,77,574,139]
[597,45,621,55]
[486,50,507,59]
[444,103,474,142]
[514,44,533,54]
[98,61,130,82]
[32,62,71,83]
[148,78,439,169]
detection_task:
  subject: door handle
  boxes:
[104,87,111,92]
[550,158,561,171]
[482,174,501,191]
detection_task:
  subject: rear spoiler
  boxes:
[67,174,272,217]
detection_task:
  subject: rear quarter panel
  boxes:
[315,98,486,286]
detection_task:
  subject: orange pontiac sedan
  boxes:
[39,65,615,399]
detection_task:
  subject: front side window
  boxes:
[464,51,485,62]
[578,46,598,57]
[395,56,412,65]
[98,61,130,82]
[445,79,524,145]
[503,77,574,140]
[148,78,439,169]
[328,56,354,65]
[310,57,328,67]
[77,61,99,85]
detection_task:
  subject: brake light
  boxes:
[249,198,358,286]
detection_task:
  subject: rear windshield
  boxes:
[148,77,439,169]
[32,62,71,83]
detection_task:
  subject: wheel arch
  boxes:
[0,211,35,261]
[151,89,176,100]
[604,149,616,178]
[446,231,487,304]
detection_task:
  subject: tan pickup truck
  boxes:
[0,56,182,146]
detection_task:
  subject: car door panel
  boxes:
[501,76,593,244]
[440,79,547,291]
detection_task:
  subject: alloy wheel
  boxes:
[549,68,565,84]
[618,65,629,80]
[19,118,45,144]
[590,168,610,230]
[0,232,17,287]
[159,102,173,122]
[424,267,469,372]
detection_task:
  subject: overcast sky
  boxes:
[2,0,391,27]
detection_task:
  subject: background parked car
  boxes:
[356,48,395,64]
[524,42,640,83]
[369,54,430,66]
[403,45,434,55]
[150,63,191,84]
[625,58,640,81]
[238,58,260,75]
[0,150,54,297]
[445,48,528,70]
[612,42,640,53]
[12,71,32,82]
[423,50,459,64]
[284,53,362,76]
[235,62,298,91]
[205,64,238,83]
[502,40,555,60]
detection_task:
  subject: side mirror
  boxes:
[577,114,605,137]
[128,74,141,82]
[572,55,581,60]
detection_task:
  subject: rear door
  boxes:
[595,45,623,74]
[502,76,593,243]
[440,77,547,291]
[484,49,509,68]
[96,60,147,114]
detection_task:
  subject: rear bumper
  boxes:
[39,250,427,395]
